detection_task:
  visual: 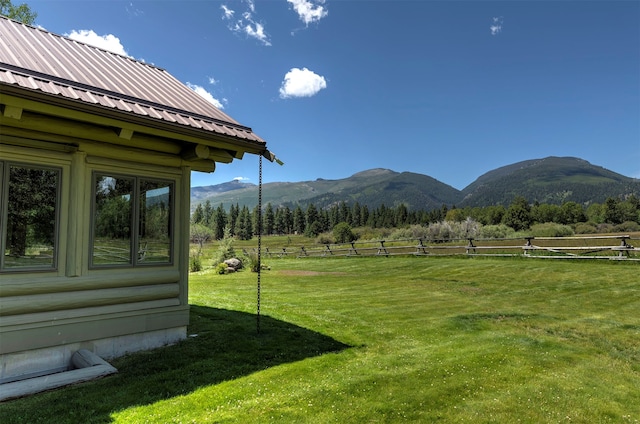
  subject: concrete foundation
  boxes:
[0,326,186,399]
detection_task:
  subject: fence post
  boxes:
[619,236,631,258]
[377,240,389,256]
[524,237,534,256]
[324,244,333,256]
[416,238,428,255]
[349,242,358,255]
[466,238,476,255]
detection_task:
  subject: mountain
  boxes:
[190,180,255,203]
[191,157,640,211]
[191,168,459,211]
[459,157,640,206]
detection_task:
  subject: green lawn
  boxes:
[1,257,638,423]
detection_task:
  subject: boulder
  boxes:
[224,258,242,271]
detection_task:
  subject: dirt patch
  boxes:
[278,270,348,276]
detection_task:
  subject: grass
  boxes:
[1,256,639,423]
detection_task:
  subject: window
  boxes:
[91,173,173,267]
[0,162,60,271]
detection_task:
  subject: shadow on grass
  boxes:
[0,306,351,424]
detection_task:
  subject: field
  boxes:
[1,254,638,423]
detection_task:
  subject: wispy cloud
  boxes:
[490,16,503,36]
[126,2,144,18]
[66,29,130,56]
[234,176,250,181]
[287,0,328,25]
[186,82,225,109]
[279,67,327,99]
[221,4,234,19]
[208,76,218,85]
[221,1,271,46]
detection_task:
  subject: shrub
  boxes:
[426,219,481,241]
[316,233,334,245]
[189,254,202,272]
[215,262,227,275]
[333,222,356,244]
[212,226,236,265]
[574,222,597,234]
[478,224,515,239]
[529,223,574,237]
[388,225,429,241]
[242,250,260,272]
[614,221,640,232]
[596,223,615,234]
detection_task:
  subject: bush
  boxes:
[529,223,574,237]
[354,227,392,241]
[426,219,481,241]
[189,254,202,272]
[574,222,597,234]
[212,226,236,265]
[215,262,227,275]
[316,233,334,245]
[614,221,640,232]
[596,223,615,234]
[333,222,356,244]
[478,224,515,239]
[388,225,429,241]
[242,250,260,272]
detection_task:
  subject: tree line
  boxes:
[191,195,640,243]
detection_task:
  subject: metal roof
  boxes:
[0,15,265,145]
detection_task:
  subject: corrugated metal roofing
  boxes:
[0,15,265,145]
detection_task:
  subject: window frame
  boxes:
[89,171,175,269]
[0,161,62,273]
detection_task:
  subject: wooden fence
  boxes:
[255,235,640,261]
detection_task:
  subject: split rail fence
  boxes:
[255,235,640,261]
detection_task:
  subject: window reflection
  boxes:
[139,180,172,263]
[93,175,134,265]
[91,174,173,267]
[3,165,59,270]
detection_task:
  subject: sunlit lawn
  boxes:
[1,256,638,423]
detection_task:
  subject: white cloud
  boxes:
[233,176,250,181]
[67,29,129,56]
[221,4,234,19]
[490,16,503,35]
[186,82,225,109]
[221,1,271,46]
[208,76,218,85]
[287,0,328,25]
[279,67,327,99]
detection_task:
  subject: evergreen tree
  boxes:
[293,206,305,234]
[263,203,275,235]
[191,203,204,224]
[228,203,239,235]
[305,203,319,233]
[213,204,227,239]
[203,200,214,226]
[237,206,253,240]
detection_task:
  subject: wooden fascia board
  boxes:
[0,87,267,156]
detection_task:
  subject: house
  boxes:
[0,15,274,396]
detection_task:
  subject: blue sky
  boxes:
[28,0,640,189]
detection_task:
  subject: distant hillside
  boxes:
[191,180,255,203]
[296,171,460,210]
[191,157,640,211]
[460,157,640,206]
[191,168,458,211]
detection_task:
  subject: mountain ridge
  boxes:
[191,157,640,210]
